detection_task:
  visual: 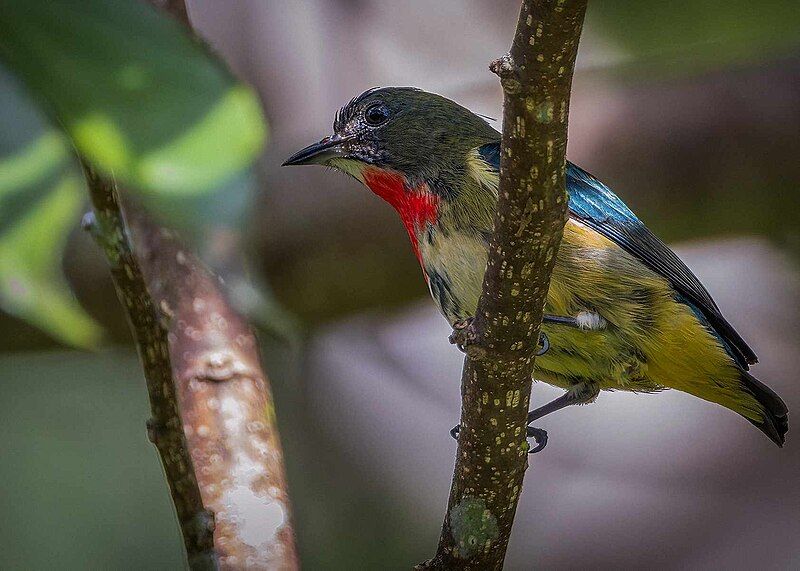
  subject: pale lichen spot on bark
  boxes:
[534,100,554,123]
[524,96,536,114]
[448,496,500,559]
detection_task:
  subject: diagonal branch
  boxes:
[82,167,299,569]
[81,165,216,569]
[418,1,587,568]
[78,2,299,569]
[131,204,299,569]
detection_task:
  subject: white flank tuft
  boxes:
[575,310,607,330]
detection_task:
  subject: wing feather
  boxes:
[476,143,757,368]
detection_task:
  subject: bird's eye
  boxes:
[364,103,390,126]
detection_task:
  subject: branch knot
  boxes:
[489,53,522,94]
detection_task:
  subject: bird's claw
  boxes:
[452,321,549,357]
[449,317,477,352]
[535,331,550,356]
[450,423,549,454]
[450,424,460,440]
[526,426,548,453]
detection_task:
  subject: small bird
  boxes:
[284,86,788,449]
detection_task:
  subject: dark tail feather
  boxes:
[741,371,788,447]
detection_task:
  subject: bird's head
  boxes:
[283,87,499,188]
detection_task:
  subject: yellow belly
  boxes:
[420,215,762,420]
[535,219,761,421]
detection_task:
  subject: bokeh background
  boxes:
[2,0,800,569]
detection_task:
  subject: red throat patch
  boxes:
[362,168,440,265]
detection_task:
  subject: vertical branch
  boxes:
[418,1,587,569]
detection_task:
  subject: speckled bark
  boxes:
[115,1,297,567]
[82,168,299,570]
[81,165,217,569]
[131,207,298,569]
[418,1,587,569]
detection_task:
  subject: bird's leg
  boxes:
[524,386,600,452]
[527,392,582,423]
[450,422,550,454]
[449,315,600,451]
[543,311,607,330]
[542,314,580,328]
[450,375,575,455]
[535,331,550,355]
[536,312,606,357]
[527,384,599,424]
[526,427,548,453]
[451,317,549,356]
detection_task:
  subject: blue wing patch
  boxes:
[476,143,757,368]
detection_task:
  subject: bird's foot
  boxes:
[526,426,548,453]
[451,319,549,358]
[449,423,549,454]
[449,317,476,350]
[536,331,550,356]
[450,424,460,440]
[449,317,486,360]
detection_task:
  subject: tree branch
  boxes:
[81,165,216,569]
[78,3,298,569]
[418,1,587,568]
[82,172,299,569]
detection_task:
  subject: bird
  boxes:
[284,86,788,449]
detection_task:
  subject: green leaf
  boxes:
[0,68,102,348]
[0,0,267,196]
[0,172,102,349]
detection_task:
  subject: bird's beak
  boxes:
[282,134,352,166]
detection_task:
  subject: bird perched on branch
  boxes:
[284,86,788,450]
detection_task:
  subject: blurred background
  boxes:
[2,0,800,569]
